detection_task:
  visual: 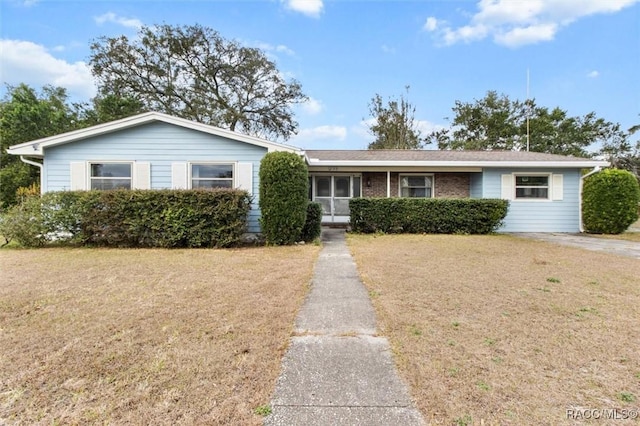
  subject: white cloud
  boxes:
[415,119,446,135]
[301,97,323,115]
[94,12,142,29]
[253,41,295,56]
[381,44,396,54]
[423,17,439,32]
[428,0,640,47]
[292,125,347,141]
[283,0,323,18]
[494,23,557,47]
[0,39,96,99]
[587,70,600,78]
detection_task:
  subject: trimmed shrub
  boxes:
[259,152,309,245]
[300,202,322,242]
[78,189,251,247]
[583,168,640,234]
[350,198,509,234]
[0,189,251,248]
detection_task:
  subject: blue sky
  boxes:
[1,0,638,150]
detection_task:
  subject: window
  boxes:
[90,163,132,190]
[515,175,549,199]
[191,164,233,188]
[400,175,433,198]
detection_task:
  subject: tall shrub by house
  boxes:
[259,151,309,245]
[582,168,640,234]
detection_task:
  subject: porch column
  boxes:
[386,171,391,198]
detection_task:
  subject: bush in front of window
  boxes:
[582,168,640,234]
[299,202,322,243]
[0,189,251,248]
[349,198,509,234]
[259,152,309,245]
[77,189,251,248]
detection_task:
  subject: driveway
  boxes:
[513,233,640,259]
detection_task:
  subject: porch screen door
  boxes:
[314,175,359,222]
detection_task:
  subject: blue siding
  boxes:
[44,122,267,232]
[482,168,581,232]
[469,172,483,198]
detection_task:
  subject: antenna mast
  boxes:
[526,68,530,152]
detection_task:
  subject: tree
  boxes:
[427,91,620,157]
[0,84,86,209]
[89,23,307,140]
[366,87,424,149]
[84,94,146,125]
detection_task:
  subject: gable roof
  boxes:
[305,149,609,168]
[7,111,302,157]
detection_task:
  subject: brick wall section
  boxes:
[363,172,398,197]
[362,172,470,198]
[434,173,470,198]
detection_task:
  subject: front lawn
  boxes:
[0,245,319,425]
[348,234,640,425]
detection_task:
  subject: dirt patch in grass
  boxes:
[348,234,640,425]
[0,245,319,425]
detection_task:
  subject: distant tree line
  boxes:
[366,90,639,180]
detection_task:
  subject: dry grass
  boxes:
[348,234,640,425]
[588,218,640,242]
[591,232,640,242]
[0,245,319,425]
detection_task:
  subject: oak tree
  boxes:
[90,24,307,140]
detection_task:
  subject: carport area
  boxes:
[513,233,640,259]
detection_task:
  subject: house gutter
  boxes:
[579,166,602,233]
[19,156,44,193]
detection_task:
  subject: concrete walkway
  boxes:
[513,233,640,259]
[265,228,423,426]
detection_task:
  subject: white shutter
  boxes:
[133,162,151,190]
[501,174,513,200]
[171,162,188,189]
[552,174,563,201]
[236,162,253,195]
[70,162,87,190]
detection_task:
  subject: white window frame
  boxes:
[513,173,551,201]
[88,161,133,190]
[189,162,235,189]
[399,174,434,198]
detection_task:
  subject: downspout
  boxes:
[579,166,602,233]
[20,156,44,193]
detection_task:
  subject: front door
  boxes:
[313,175,361,223]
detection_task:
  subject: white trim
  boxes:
[306,159,609,168]
[512,172,552,202]
[88,161,134,190]
[70,162,87,190]
[133,162,151,190]
[7,111,302,157]
[188,161,236,189]
[398,173,435,198]
[171,162,188,189]
[236,162,253,195]
[501,174,513,200]
[386,171,391,198]
[552,174,563,201]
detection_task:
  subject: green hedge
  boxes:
[349,198,509,234]
[0,189,251,248]
[259,151,309,245]
[583,168,640,234]
[299,202,322,242]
